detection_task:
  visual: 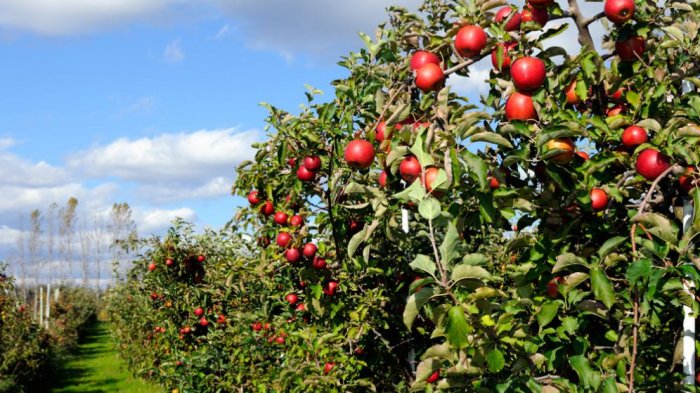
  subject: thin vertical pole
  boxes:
[46,283,51,328]
[682,198,695,386]
[38,286,43,326]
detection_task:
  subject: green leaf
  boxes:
[440,222,460,265]
[418,197,441,220]
[537,301,560,329]
[421,343,452,361]
[626,91,641,108]
[404,287,435,330]
[486,349,505,372]
[597,236,627,259]
[410,132,434,168]
[415,358,441,383]
[570,355,602,390]
[410,254,437,278]
[446,306,469,349]
[553,253,588,273]
[451,265,491,283]
[462,253,488,265]
[602,377,619,393]
[626,259,652,286]
[347,219,379,258]
[461,150,488,190]
[590,268,615,309]
[631,213,679,245]
[470,132,513,148]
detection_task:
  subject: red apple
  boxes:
[621,125,648,149]
[491,41,517,71]
[295,303,307,312]
[455,25,488,58]
[635,149,671,180]
[611,88,625,103]
[344,140,376,169]
[527,0,553,8]
[217,314,226,324]
[590,188,609,212]
[616,36,646,62]
[289,215,304,227]
[410,51,440,71]
[546,138,576,164]
[199,318,209,327]
[490,177,500,189]
[546,277,563,298]
[423,167,441,193]
[296,165,316,182]
[400,156,422,183]
[505,92,536,121]
[426,370,440,383]
[324,362,335,375]
[197,255,205,263]
[312,257,327,269]
[415,63,444,92]
[247,190,261,205]
[324,280,339,296]
[565,80,581,105]
[303,243,318,258]
[150,292,158,300]
[576,151,590,160]
[521,4,548,26]
[274,212,289,226]
[354,347,365,356]
[511,57,546,91]
[194,307,204,317]
[285,293,298,305]
[495,7,521,31]
[287,157,297,167]
[379,171,388,188]
[275,336,285,344]
[349,219,363,234]
[679,167,697,192]
[303,156,322,172]
[604,0,635,24]
[285,248,302,263]
[606,104,626,117]
[376,122,387,143]
[260,201,275,216]
[276,232,292,248]
[148,262,156,271]
[166,258,174,266]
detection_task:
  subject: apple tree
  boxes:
[235,0,700,391]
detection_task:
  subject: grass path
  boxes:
[50,321,161,393]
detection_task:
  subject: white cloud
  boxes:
[163,39,185,63]
[67,128,259,183]
[448,64,492,98]
[0,137,17,150]
[0,226,22,246]
[0,148,71,187]
[209,23,229,40]
[139,176,232,203]
[135,207,196,232]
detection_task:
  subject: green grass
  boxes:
[50,321,162,393]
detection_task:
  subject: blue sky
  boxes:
[0,0,603,283]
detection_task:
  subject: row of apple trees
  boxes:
[110,0,700,391]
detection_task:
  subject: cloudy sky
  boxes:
[0,0,604,282]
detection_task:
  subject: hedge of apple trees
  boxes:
[110,0,700,391]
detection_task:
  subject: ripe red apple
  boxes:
[150,292,158,300]
[274,212,289,226]
[511,57,546,91]
[611,88,625,103]
[323,280,339,296]
[296,165,316,182]
[276,232,292,248]
[491,41,517,71]
[546,138,576,164]
[303,243,318,258]
[148,262,156,271]
[303,156,321,172]
[354,347,365,356]
[410,51,440,71]
[495,7,521,31]
[604,0,635,24]
[576,151,590,160]
[349,219,363,234]
[199,318,209,327]
[376,122,387,143]
[455,25,488,58]
[248,190,261,205]
[546,277,563,298]
[197,255,205,263]
[590,188,609,212]
[606,104,626,117]
[289,215,304,227]
[505,92,536,121]
[426,370,440,383]
[490,177,500,189]
[285,248,302,263]
[344,140,376,169]
[415,63,445,92]
[565,80,581,105]
[423,167,441,193]
[521,4,548,26]
[295,303,307,312]
[275,336,285,344]
[312,257,327,269]
[616,36,646,62]
[379,171,388,188]
[679,167,697,192]
[323,362,335,375]
[194,307,204,317]
[635,149,671,180]
[621,125,648,149]
[527,0,553,8]
[165,258,174,266]
[182,326,191,335]
[260,201,275,216]
[217,314,226,324]
[400,156,422,183]
[285,293,298,305]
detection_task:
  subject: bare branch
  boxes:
[567,0,595,50]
